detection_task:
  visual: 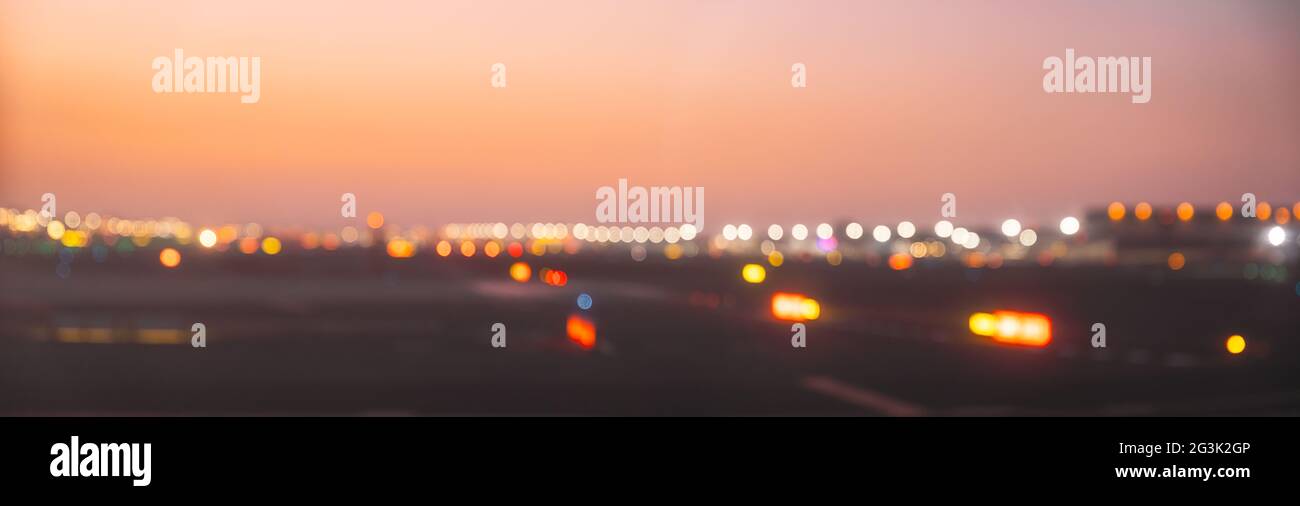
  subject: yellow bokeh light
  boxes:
[664,244,683,260]
[1135,202,1153,221]
[800,299,821,320]
[1215,202,1233,221]
[741,263,766,283]
[771,293,821,322]
[969,312,997,337]
[1176,202,1194,222]
[1226,335,1246,355]
[826,250,842,266]
[47,220,66,240]
[768,251,784,267]
[60,230,88,248]
[1107,202,1126,221]
[509,261,532,282]
[261,237,282,255]
[159,247,181,268]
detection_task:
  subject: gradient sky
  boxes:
[2,0,1298,229]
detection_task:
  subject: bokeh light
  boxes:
[1267,226,1285,246]
[872,225,891,243]
[845,223,863,240]
[159,247,181,268]
[888,253,913,271]
[1000,219,1021,237]
[934,220,953,238]
[366,212,384,229]
[1216,202,1233,221]
[509,262,531,282]
[1226,335,1246,355]
[1107,202,1126,221]
[897,221,916,239]
[262,237,283,255]
[1059,217,1080,235]
[198,228,217,248]
[1167,252,1185,271]
[1135,202,1153,221]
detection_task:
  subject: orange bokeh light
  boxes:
[1176,202,1194,222]
[386,238,415,258]
[1215,202,1233,221]
[1107,202,1126,221]
[159,247,181,268]
[566,314,596,349]
[888,253,913,271]
[969,310,1051,347]
[1167,252,1185,270]
[366,211,385,229]
[1135,202,1153,221]
[238,237,259,254]
[509,261,532,282]
[771,292,821,322]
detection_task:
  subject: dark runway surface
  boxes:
[2,251,1297,416]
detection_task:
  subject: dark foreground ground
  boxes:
[2,249,1297,416]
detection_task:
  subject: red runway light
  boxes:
[566,314,596,349]
[542,268,568,286]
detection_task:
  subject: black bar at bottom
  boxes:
[1,417,1288,493]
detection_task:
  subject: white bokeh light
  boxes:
[1001,219,1021,237]
[1019,229,1038,247]
[872,225,891,243]
[1059,217,1080,236]
[846,222,863,240]
[816,223,833,240]
[897,221,916,239]
[934,220,953,238]
[1268,226,1286,246]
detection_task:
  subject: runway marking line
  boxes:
[801,375,927,417]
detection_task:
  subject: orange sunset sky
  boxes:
[2,0,1298,228]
